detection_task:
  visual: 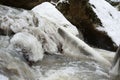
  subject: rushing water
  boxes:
[32,54,110,80]
[0,36,113,80]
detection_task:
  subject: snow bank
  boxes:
[89,0,120,46]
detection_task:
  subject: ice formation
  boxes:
[10,32,44,62]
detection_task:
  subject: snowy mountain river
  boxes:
[0,0,120,80]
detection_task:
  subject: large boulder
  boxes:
[56,0,119,51]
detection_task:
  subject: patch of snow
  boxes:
[89,0,120,46]
[0,74,9,80]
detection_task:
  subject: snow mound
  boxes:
[32,2,78,36]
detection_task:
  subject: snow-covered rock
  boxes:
[32,2,79,36]
[31,2,80,55]
[89,0,120,46]
[10,32,44,62]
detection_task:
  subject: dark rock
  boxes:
[56,0,117,51]
[0,0,50,9]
